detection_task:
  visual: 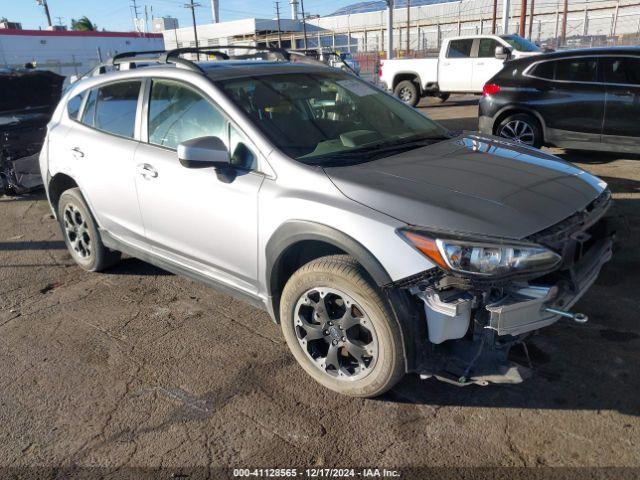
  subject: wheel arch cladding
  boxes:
[393,72,421,91]
[266,221,421,372]
[494,107,546,140]
[48,173,79,214]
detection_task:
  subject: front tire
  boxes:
[280,255,405,398]
[394,80,420,107]
[496,113,543,148]
[57,188,121,272]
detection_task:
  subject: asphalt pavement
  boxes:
[1,95,638,478]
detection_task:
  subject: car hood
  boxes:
[323,134,607,239]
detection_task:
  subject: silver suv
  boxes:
[41,48,617,397]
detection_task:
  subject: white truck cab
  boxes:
[379,34,543,106]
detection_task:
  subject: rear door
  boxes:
[439,39,474,92]
[471,38,505,91]
[601,56,640,149]
[66,80,146,247]
[530,57,605,146]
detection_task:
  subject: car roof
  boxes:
[200,60,333,81]
[518,46,640,63]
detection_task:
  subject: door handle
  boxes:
[71,147,84,158]
[137,163,158,179]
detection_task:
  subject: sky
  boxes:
[3,0,355,32]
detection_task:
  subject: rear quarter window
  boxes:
[530,61,555,80]
[554,58,598,83]
[67,93,84,120]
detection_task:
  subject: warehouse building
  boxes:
[0,28,164,77]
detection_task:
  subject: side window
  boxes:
[93,81,141,138]
[67,93,84,120]
[447,39,474,59]
[229,125,258,170]
[477,39,499,58]
[148,79,226,150]
[603,57,640,86]
[82,89,98,127]
[554,58,598,83]
[530,61,555,80]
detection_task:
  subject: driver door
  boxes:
[134,78,264,294]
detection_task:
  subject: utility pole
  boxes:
[519,0,527,37]
[275,2,283,48]
[492,0,497,34]
[184,0,202,60]
[131,0,141,32]
[55,16,64,27]
[144,5,149,34]
[386,0,394,59]
[36,0,53,28]
[502,0,510,34]
[300,0,308,50]
[561,0,569,44]
[528,0,535,39]
[406,0,410,55]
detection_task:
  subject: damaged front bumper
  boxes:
[400,198,622,387]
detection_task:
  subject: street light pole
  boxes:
[300,0,308,50]
[386,0,394,59]
[502,0,510,34]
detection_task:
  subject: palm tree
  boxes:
[71,16,97,31]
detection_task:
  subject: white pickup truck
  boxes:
[379,34,543,106]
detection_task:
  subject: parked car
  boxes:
[0,68,64,195]
[479,47,640,152]
[379,34,542,106]
[41,48,618,397]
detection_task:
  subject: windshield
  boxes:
[217,71,448,165]
[500,35,541,52]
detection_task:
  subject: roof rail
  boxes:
[72,45,357,83]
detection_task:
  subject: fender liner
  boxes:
[266,220,424,372]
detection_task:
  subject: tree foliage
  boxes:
[71,16,97,31]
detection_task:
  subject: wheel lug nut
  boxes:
[332,340,338,346]
[323,330,329,336]
[328,321,333,326]
[341,336,346,342]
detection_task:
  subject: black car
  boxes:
[478,47,640,153]
[0,68,64,195]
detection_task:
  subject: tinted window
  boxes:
[148,79,225,150]
[555,58,598,83]
[447,39,474,58]
[500,35,542,53]
[603,57,640,85]
[67,93,84,120]
[89,82,141,138]
[477,39,499,58]
[531,61,555,79]
[82,89,98,127]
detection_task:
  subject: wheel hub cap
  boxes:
[62,203,92,259]
[294,288,378,381]
[499,120,535,146]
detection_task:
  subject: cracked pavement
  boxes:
[1,96,639,476]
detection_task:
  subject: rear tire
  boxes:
[394,80,420,107]
[496,113,543,148]
[437,93,450,103]
[280,255,405,398]
[57,188,121,272]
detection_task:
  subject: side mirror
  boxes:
[178,136,230,169]
[495,46,513,60]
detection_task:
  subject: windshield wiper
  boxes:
[311,133,451,163]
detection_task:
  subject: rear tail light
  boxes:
[482,83,501,97]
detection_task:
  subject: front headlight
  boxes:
[398,229,562,277]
